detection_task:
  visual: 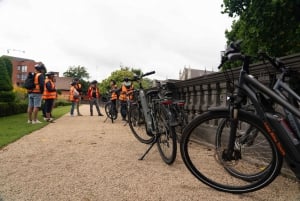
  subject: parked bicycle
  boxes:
[104,91,118,123]
[180,41,300,193]
[128,71,177,165]
[159,81,189,142]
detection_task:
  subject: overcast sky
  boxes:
[0,0,232,81]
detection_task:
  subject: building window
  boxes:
[21,74,27,81]
[17,65,27,72]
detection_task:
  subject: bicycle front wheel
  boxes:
[128,103,153,144]
[156,106,177,165]
[105,102,118,121]
[180,108,283,193]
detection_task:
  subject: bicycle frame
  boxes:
[231,56,300,178]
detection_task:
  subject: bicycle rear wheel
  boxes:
[180,108,283,193]
[156,106,177,165]
[128,103,153,144]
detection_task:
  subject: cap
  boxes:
[70,81,76,86]
[91,80,97,84]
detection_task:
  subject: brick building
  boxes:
[4,55,38,86]
[4,55,72,100]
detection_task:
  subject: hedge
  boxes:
[0,100,72,117]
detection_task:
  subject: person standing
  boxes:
[87,80,103,116]
[42,72,57,122]
[27,63,46,124]
[109,80,119,116]
[119,78,134,121]
[74,77,83,116]
[69,81,79,116]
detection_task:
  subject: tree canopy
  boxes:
[63,65,90,80]
[222,0,300,57]
[98,67,152,97]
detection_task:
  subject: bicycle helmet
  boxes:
[34,63,47,72]
[91,80,98,84]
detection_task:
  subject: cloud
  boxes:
[0,0,232,81]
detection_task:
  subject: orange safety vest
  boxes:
[30,72,42,93]
[87,86,100,99]
[69,86,79,102]
[110,84,118,100]
[42,78,57,99]
[119,85,134,101]
[75,83,82,94]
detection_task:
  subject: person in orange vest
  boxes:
[87,80,103,116]
[27,63,46,124]
[69,81,80,116]
[109,80,119,115]
[119,77,134,121]
[73,77,83,116]
[42,71,57,122]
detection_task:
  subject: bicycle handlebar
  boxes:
[141,71,155,78]
[132,71,156,81]
[217,40,288,73]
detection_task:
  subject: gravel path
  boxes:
[0,104,299,201]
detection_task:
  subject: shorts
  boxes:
[28,93,43,108]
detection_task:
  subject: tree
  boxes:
[1,56,13,82]
[0,58,15,102]
[222,0,300,57]
[63,65,90,94]
[98,67,153,98]
[63,65,90,80]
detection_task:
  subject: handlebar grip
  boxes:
[141,71,155,78]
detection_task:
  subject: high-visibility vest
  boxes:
[69,86,79,102]
[87,86,100,99]
[119,85,134,101]
[111,85,118,100]
[42,78,57,99]
[30,72,42,93]
[75,83,82,94]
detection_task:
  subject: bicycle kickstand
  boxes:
[103,116,109,123]
[138,138,157,160]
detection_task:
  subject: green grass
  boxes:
[0,106,70,148]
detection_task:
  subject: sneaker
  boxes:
[43,117,47,121]
[46,118,55,123]
[27,120,32,124]
[32,120,42,124]
[98,113,104,116]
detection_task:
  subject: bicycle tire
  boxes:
[128,103,154,144]
[180,108,283,193]
[156,106,177,165]
[105,102,118,121]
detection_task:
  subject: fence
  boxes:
[172,53,300,120]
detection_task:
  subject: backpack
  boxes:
[24,72,36,90]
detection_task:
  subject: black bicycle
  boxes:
[180,41,300,193]
[104,92,118,123]
[128,71,177,165]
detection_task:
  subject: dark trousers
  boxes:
[120,101,127,119]
[89,97,101,116]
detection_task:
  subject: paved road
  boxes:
[0,104,299,201]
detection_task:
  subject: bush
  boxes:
[0,102,27,117]
[0,91,16,102]
[55,100,72,107]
